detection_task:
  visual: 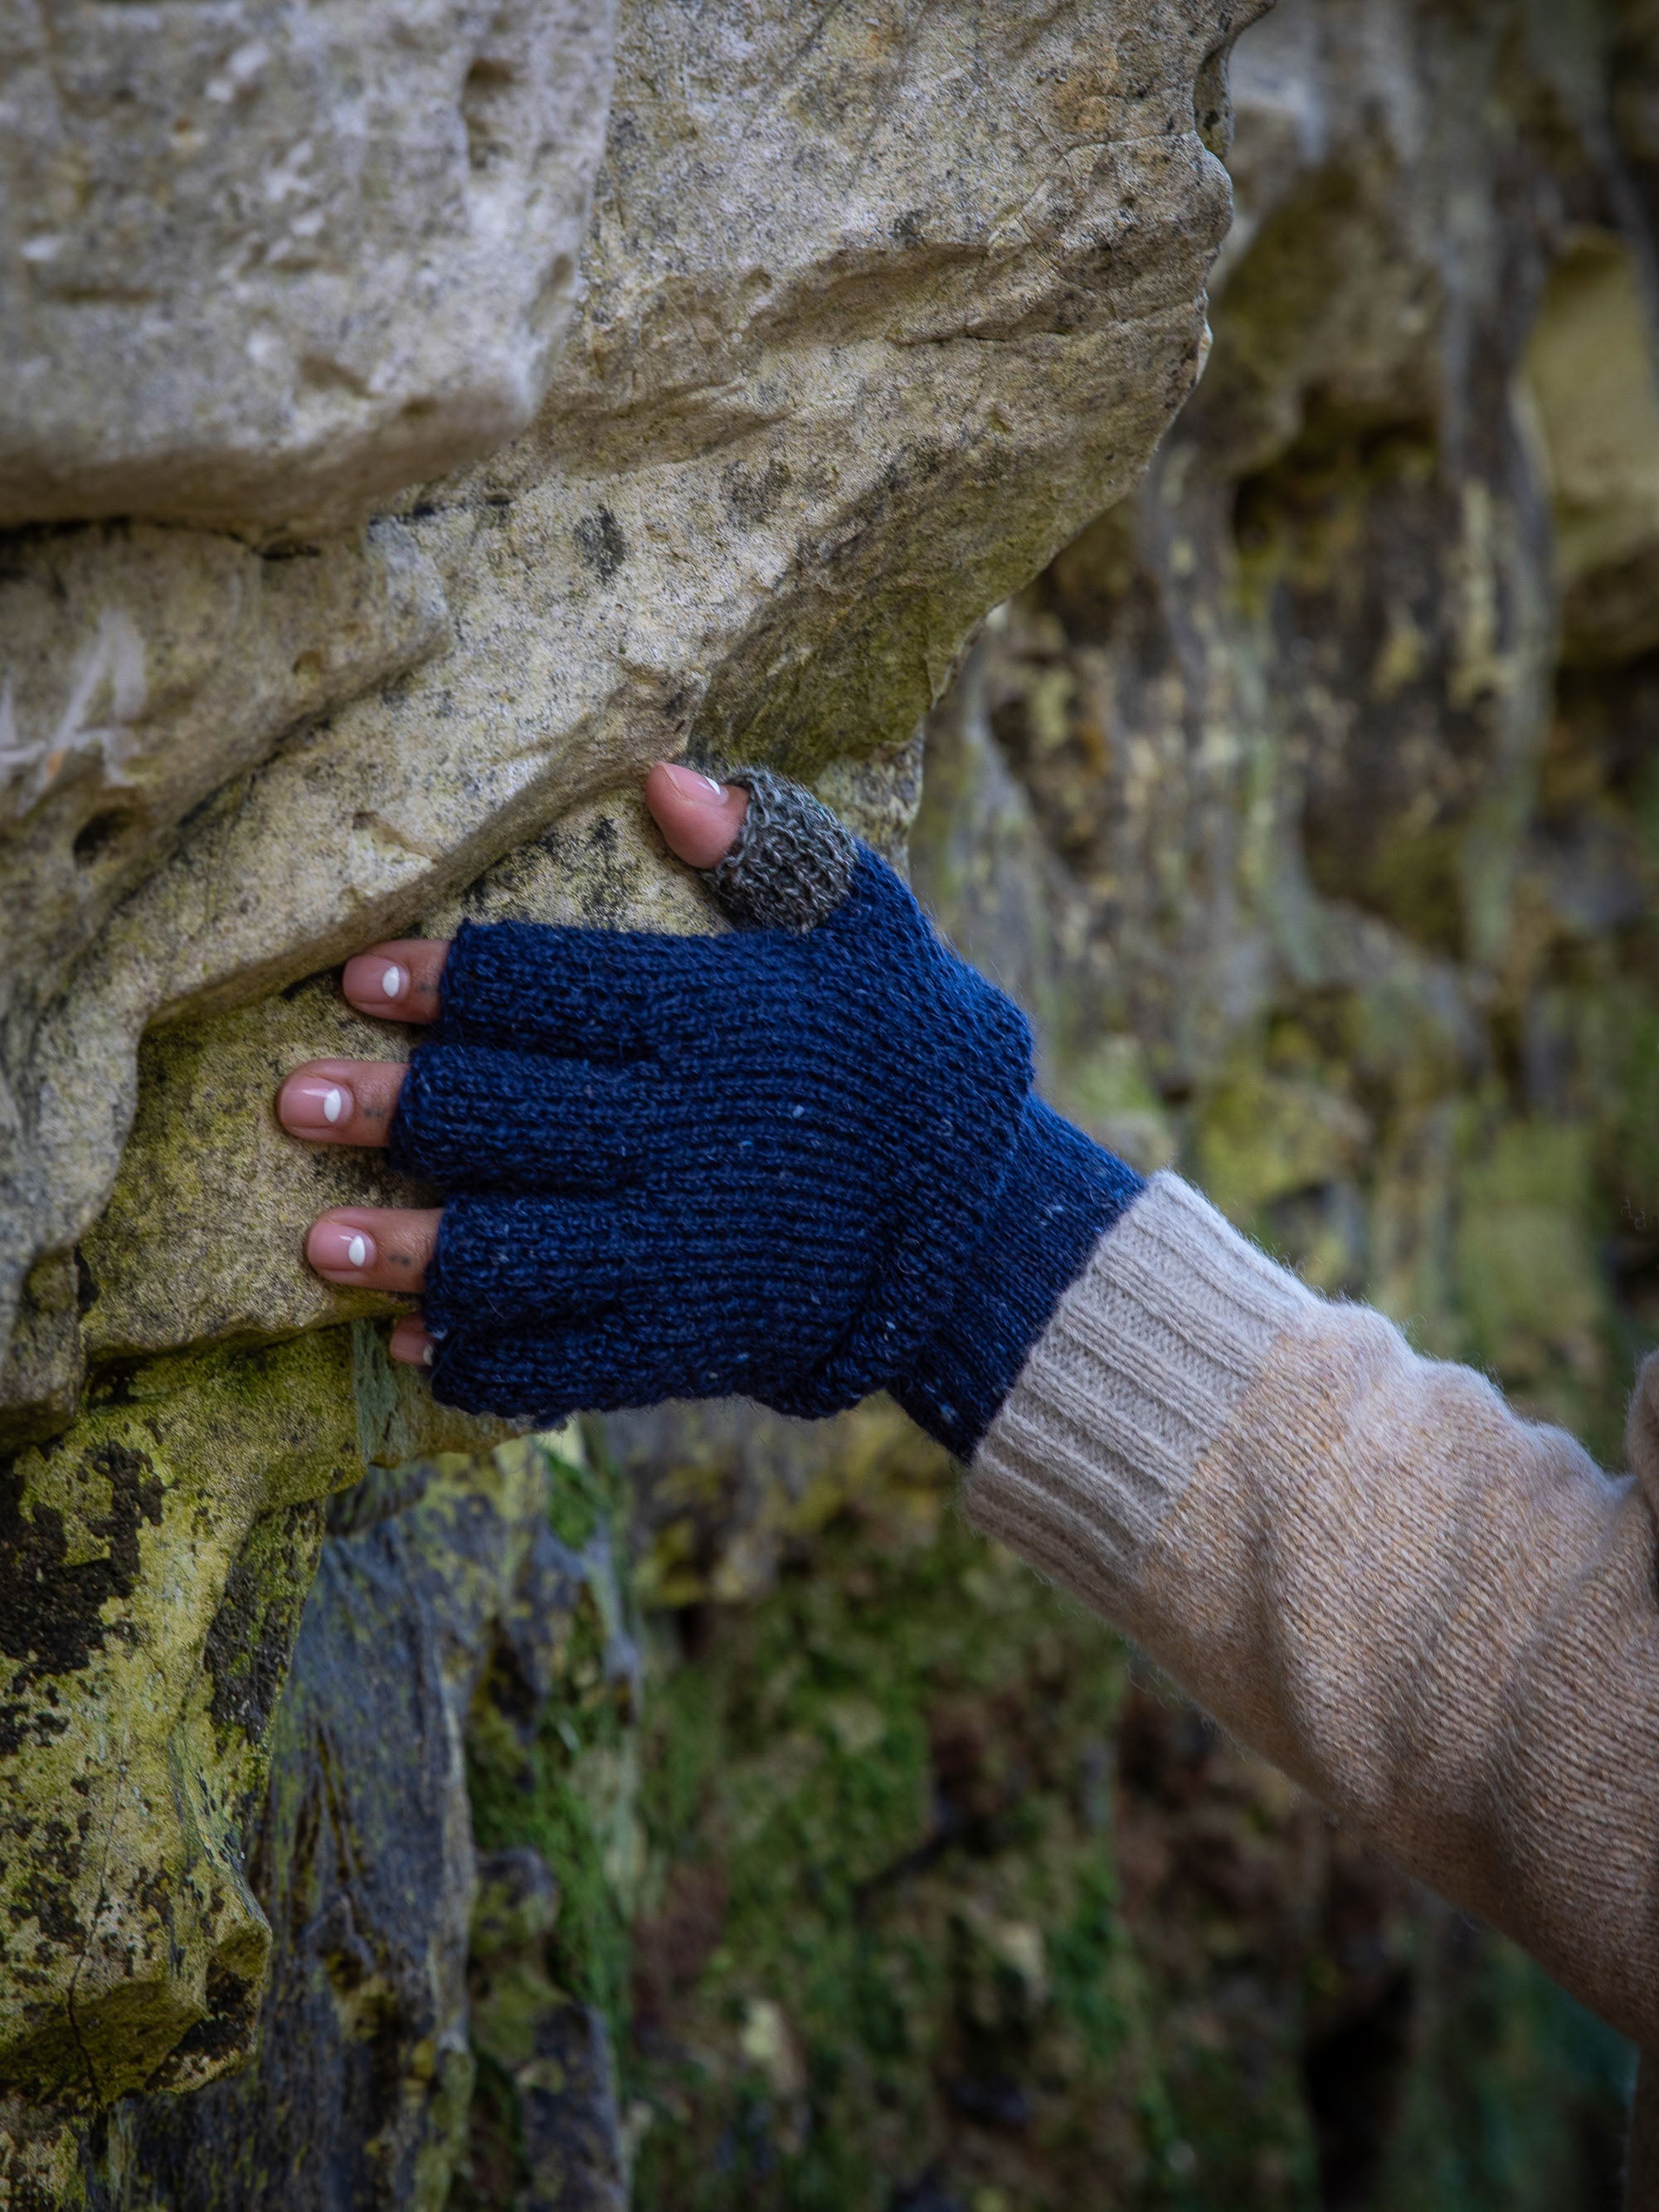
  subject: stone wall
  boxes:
[0,0,1258,2200]
[3,0,1658,2205]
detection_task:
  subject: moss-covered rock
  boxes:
[0,1332,361,2114]
[7,0,1659,2202]
[85,1432,609,2210]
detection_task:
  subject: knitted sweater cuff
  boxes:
[890,1096,1144,1460]
[961,1173,1317,1595]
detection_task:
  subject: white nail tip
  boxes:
[346,1233,367,1268]
[381,963,406,999]
[322,1086,345,1125]
[421,1343,435,1367]
[699,773,724,796]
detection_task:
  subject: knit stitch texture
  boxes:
[894,1094,1144,1457]
[387,814,1143,1442]
[702,767,856,931]
[965,1174,1659,2060]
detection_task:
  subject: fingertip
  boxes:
[343,939,449,1022]
[389,1315,435,1367]
[304,1203,440,1290]
[280,1067,354,1138]
[645,761,748,870]
[307,1211,377,1279]
[277,1057,406,1145]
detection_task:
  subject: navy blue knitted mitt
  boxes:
[388,771,1144,1456]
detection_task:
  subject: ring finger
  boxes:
[306,1205,440,1292]
[278,1058,407,1146]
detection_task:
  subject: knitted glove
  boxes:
[388,771,1145,1456]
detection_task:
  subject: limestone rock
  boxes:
[0,517,453,1427]
[2,0,1254,1428]
[478,1999,628,2212]
[76,790,721,1373]
[0,1315,521,2135]
[0,0,617,535]
[1,0,1261,2160]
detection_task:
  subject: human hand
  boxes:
[276,764,752,1371]
[275,764,1137,1454]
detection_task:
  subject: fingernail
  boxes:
[659,763,730,805]
[285,1076,352,1132]
[343,954,407,1008]
[311,1222,376,1274]
[422,1341,435,1367]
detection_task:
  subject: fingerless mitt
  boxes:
[388,774,1144,1456]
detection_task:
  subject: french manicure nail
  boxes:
[285,1076,352,1132]
[311,1223,376,1273]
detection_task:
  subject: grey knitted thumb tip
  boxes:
[701,765,859,931]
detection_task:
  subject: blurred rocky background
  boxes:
[3,0,1657,2205]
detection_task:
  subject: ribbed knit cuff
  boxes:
[890,1096,1145,1460]
[961,1174,1317,1601]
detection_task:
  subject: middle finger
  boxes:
[278,1057,407,1146]
[306,1204,440,1291]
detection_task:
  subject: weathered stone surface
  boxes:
[1525,226,1659,666]
[2,0,1254,1425]
[16,0,1658,2199]
[467,1868,630,2212]
[0,1331,362,2113]
[1,0,1253,2092]
[82,1433,611,2212]
[0,1322,523,2160]
[0,0,617,535]
[0,518,454,1429]
[75,791,720,1373]
[482,1998,628,2212]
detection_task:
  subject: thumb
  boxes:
[648,762,859,931]
[645,762,748,868]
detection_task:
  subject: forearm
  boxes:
[962,1174,1659,2046]
[302,744,1659,2048]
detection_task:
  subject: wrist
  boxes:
[891,1096,1145,1460]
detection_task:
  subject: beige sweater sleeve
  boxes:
[963,1172,1659,2049]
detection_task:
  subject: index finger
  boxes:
[342,939,450,1024]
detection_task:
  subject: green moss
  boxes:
[1046,1863,1131,2065]
[544,1447,611,1553]
[1598,980,1659,1228]
[1193,1059,1369,1231]
[467,1438,640,2041]
[626,1478,1177,2212]
[1453,1116,1609,1428]
[1373,1931,1634,2212]
[0,1325,366,2105]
